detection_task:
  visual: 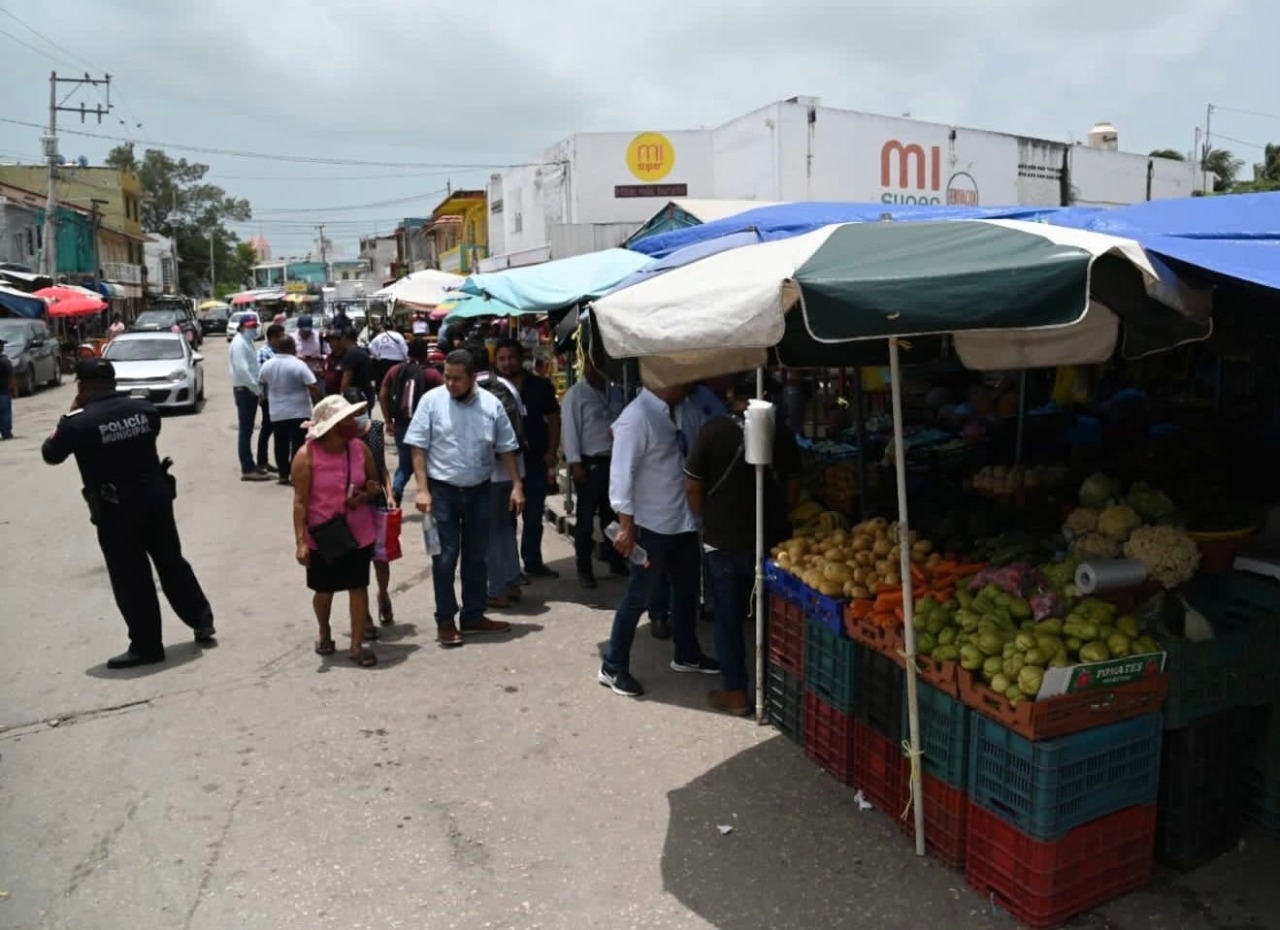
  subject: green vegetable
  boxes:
[1018,665,1046,697]
[983,656,1004,681]
[1107,633,1132,658]
[991,673,1011,695]
[937,626,957,647]
[1005,684,1024,703]
[1023,648,1046,667]
[1003,654,1026,678]
[1080,472,1121,509]
[1126,481,1176,522]
[1015,632,1037,652]
[917,632,937,655]
[1079,641,1111,663]
[1050,651,1072,668]
[1035,618,1064,636]
[933,645,961,662]
[1009,598,1032,620]
[1065,636,1083,653]
[978,632,1004,656]
[1117,616,1141,638]
[960,645,984,671]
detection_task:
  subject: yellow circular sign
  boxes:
[626,132,675,182]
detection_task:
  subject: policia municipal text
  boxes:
[42,359,216,669]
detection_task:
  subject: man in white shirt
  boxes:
[228,317,270,481]
[598,384,719,698]
[368,318,408,395]
[258,336,321,483]
[294,315,327,376]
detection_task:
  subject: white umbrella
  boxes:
[373,269,464,308]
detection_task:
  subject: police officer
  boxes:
[42,359,216,669]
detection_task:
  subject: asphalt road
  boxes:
[1,341,1277,929]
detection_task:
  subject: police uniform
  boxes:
[42,359,214,666]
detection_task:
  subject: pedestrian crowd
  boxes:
[44,307,802,716]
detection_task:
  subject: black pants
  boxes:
[573,456,626,577]
[96,493,213,657]
[273,418,307,476]
[256,398,274,469]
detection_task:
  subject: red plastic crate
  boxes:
[852,718,908,815]
[901,772,968,870]
[803,692,855,785]
[768,595,806,676]
[965,802,1156,929]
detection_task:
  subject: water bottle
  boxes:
[423,513,442,556]
[604,521,648,566]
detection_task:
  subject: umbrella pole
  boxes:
[1015,370,1028,466]
[755,367,767,725]
[853,368,868,520]
[889,337,926,856]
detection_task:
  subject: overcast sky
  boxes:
[0,0,1274,257]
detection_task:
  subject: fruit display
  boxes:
[818,460,859,514]
[1065,475,1186,569]
[771,516,940,601]
[971,464,1068,496]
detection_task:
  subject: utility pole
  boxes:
[1202,103,1214,193]
[42,71,112,279]
[209,230,216,299]
[317,224,328,283]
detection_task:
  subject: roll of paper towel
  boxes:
[1075,559,1148,595]
[744,399,775,465]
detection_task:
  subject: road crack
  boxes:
[182,781,245,930]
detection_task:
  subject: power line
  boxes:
[0,115,550,169]
[209,170,458,182]
[0,26,59,63]
[1212,132,1267,151]
[1213,105,1280,123]
[254,190,447,215]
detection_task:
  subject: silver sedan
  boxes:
[100,332,205,412]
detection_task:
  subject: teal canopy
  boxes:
[458,249,652,315]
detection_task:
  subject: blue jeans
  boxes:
[521,453,549,570]
[233,388,259,474]
[602,528,706,675]
[487,481,521,596]
[392,422,412,503]
[429,479,491,628]
[0,393,11,439]
[707,549,755,692]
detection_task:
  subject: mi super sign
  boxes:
[880,140,979,206]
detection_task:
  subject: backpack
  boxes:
[479,373,525,450]
[388,361,428,422]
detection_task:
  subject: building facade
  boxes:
[481,97,1203,269]
[415,190,489,274]
[358,234,399,285]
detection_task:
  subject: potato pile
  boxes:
[771,517,940,600]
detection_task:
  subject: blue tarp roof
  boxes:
[0,285,46,319]
[459,248,652,314]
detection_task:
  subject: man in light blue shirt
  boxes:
[405,347,524,646]
[228,317,270,481]
[599,385,718,698]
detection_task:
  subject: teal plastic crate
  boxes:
[805,617,857,713]
[969,713,1162,841]
[767,664,805,744]
[905,681,971,789]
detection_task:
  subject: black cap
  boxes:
[75,358,116,382]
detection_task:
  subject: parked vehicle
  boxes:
[199,305,231,335]
[100,332,204,412]
[227,310,264,342]
[0,318,62,395]
[131,306,203,348]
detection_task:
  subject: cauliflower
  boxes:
[1065,507,1100,537]
[1098,505,1144,542]
[1080,472,1122,508]
[1072,532,1121,560]
[1124,526,1201,589]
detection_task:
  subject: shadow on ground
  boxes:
[84,641,205,679]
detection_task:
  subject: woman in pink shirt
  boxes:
[291,395,381,666]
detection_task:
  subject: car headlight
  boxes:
[167,367,189,380]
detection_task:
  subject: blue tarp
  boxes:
[0,285,46,319]
[459,248,652,314]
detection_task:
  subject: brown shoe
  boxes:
[436,625,464,647]
[462,617,511,635]
[505,585,523,602]
[487,595,511,609]
[708,689,752,717]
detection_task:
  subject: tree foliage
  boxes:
[105,143,254,295]
[1148,149,1185,161]
[1202,148,1244,192]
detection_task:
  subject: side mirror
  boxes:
[192,353,204,364]
[29,338,44,347]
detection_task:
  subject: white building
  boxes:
[144,234,176,295]
[482,97,1201,270]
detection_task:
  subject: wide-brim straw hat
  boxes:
[304,395,367,440]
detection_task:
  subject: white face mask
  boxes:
[355,415,370,430]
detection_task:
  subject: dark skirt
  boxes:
[306,544,374,593]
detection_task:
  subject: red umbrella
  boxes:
[32,285,108,318]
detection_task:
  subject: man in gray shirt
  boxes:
[404,348,524,647]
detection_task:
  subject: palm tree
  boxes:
[1148,149,1185,161]
[1202,148,1244,192]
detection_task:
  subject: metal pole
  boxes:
[755,366,767,724]
[853,367,868,520]
[1015,371,1028,466]
[42,71,58,279]
[889,337,926,855]
[1203,104,1213,193]
[209,231,216,298]
[319,224,328,283]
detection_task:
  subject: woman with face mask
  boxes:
[342,388,396,627]
[291,395,382,666]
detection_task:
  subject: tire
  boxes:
[196,374,205,403]
[19,366,35,397]
[45,359,61,387]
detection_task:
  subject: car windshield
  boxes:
[104,339,185,361]
[135,310,177,327]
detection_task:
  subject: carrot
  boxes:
[872,610,898,628]
[910,563,928,587]
[850,599,874,619]
[932,588,956,604]
[875,588,905,608]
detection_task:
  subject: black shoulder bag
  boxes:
[309,443,359,559]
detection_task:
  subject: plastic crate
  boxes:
[764,560,806,603]
[901,772,968,870]
[965,802,1156,929]
[767,594,807,677]
[852,718,909,815]
[805,618,857,713]
[1157,707,1266,869]
[968,713,1162,841]
[803,692,856,785]
[844,610,902,658]
[766,664,805,745]
[807,589,848,637]
[957,667,1169,741]
[907,681,971,789]
[1164,577,1277,727]
[853,645,904,743]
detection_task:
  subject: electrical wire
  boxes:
[1212,105,1280,123]
[0,26,59,63]
[0,116,551,169]
[1211,132,1266,151]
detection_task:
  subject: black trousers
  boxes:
[573,456,627,576]
[273,417,307,476]
[95,494,213,657]
[256,398,274,469]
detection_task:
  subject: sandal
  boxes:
[378,593,394,626]
[314,638,336,656]
[349,645,377,667]
[364,625,380,642]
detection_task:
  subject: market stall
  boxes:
[589,215,1250,924]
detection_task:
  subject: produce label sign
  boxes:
[1040,652,1167,697]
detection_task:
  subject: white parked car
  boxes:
[101,332,205,412]
[227,310,263,342]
